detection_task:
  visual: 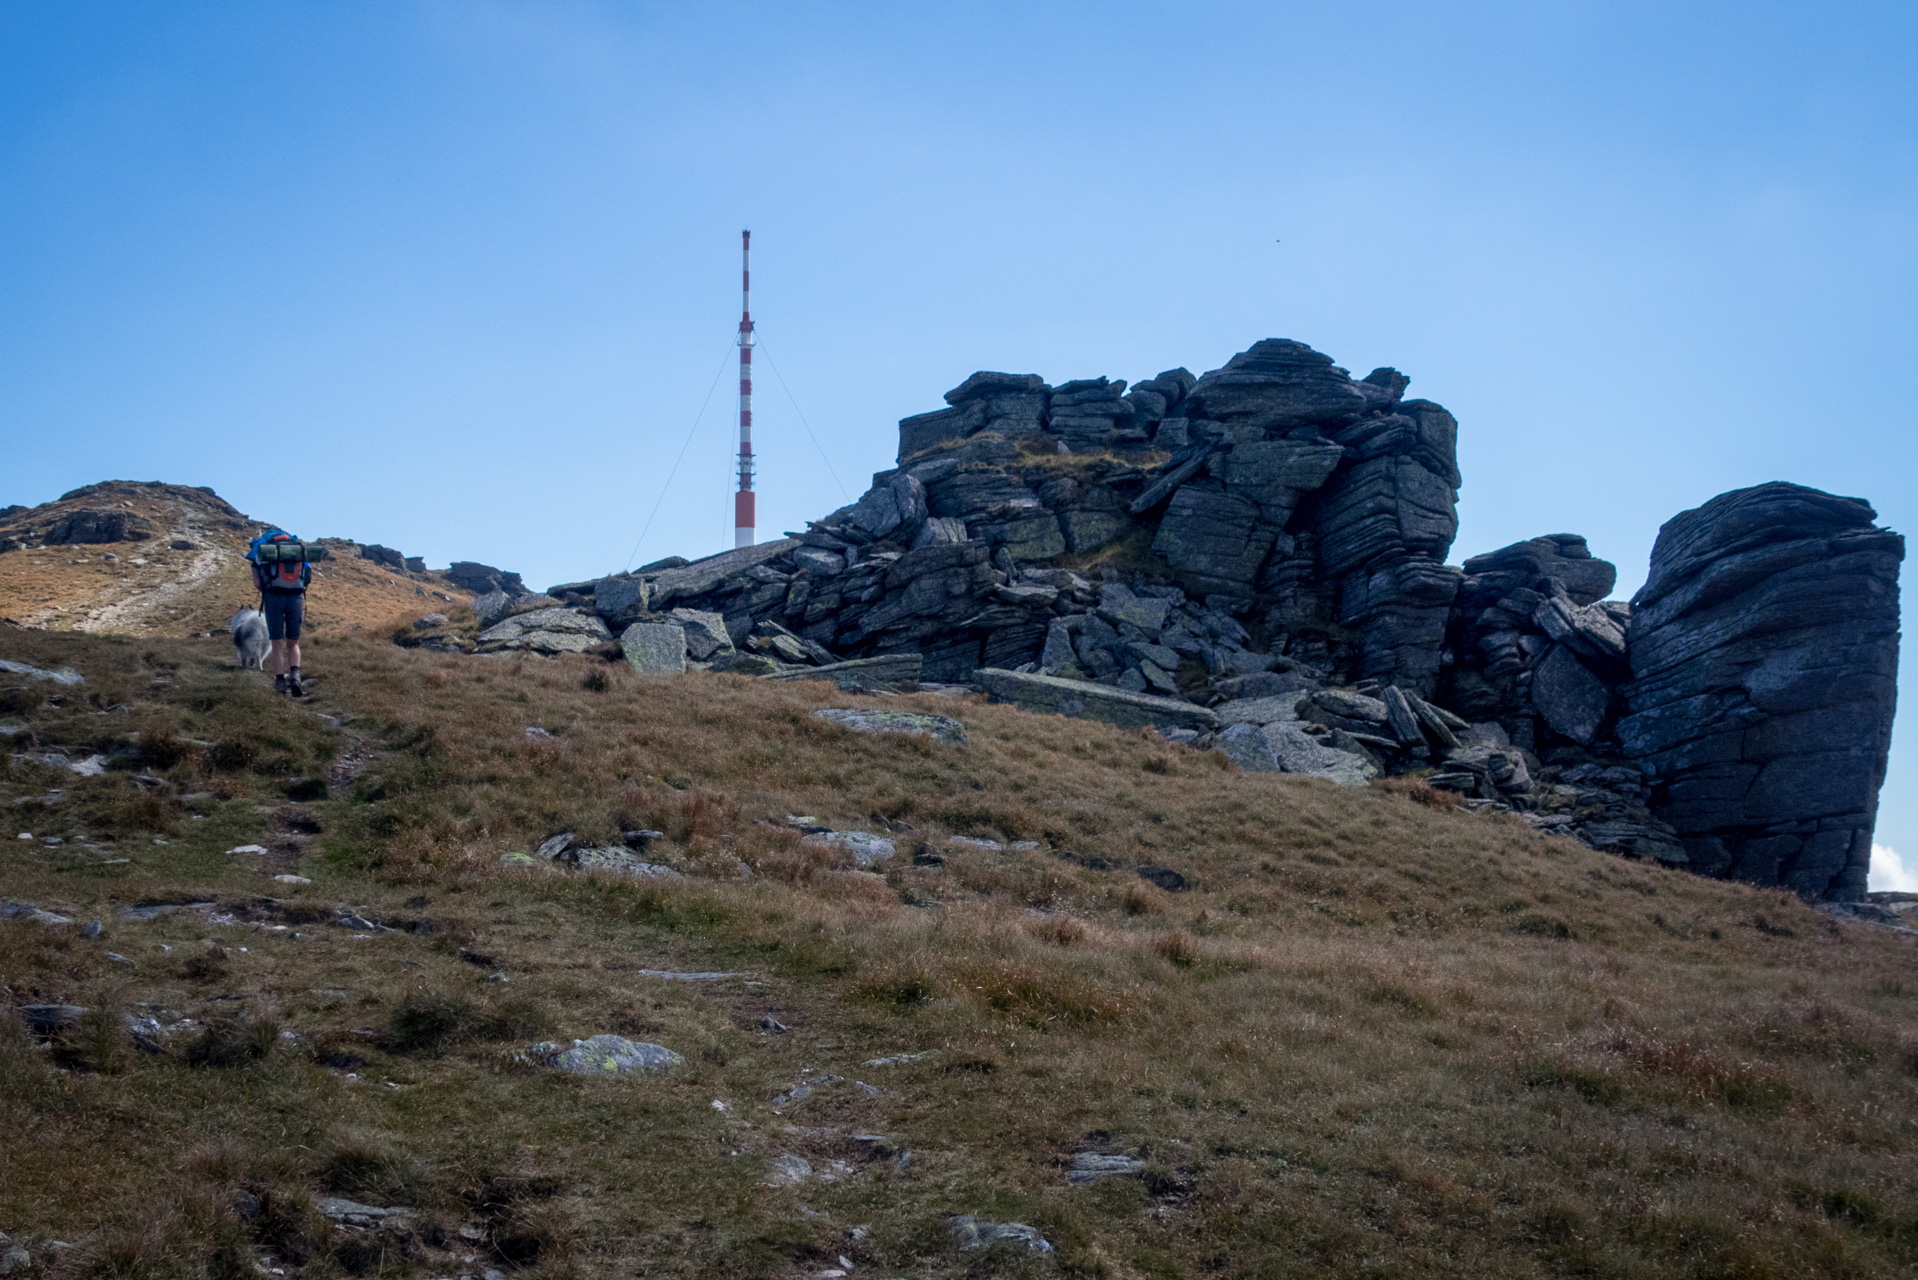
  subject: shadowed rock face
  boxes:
[1620,482,1904,900]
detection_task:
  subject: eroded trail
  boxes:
[76,513,235,634]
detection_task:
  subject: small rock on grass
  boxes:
[801,830,896,866]
[812,708,967,746]
[763,1154,813,1186]
[1135,865,1188,892]
[1,901,72,925]
[949,1215,1052,1253]
[1067,1152,1145,1184]
[519,1035,684,1075]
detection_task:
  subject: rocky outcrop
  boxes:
[1619,483,1904,899]
[510,340,1898,900]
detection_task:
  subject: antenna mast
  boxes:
[733,229,756,548]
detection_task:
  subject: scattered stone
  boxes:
[1136,865,1188,892]
[519,1035,684,1075]
[316,1197,415,1229]
[0,659,84,686]
[862,1050,938,1067]
[2,900,73,925]
[117,901,211,921]
[763,1154,814,1186]
[812,708,967,746]
[802,830,897,866]
[227,844,269,855]
[1067,1152,1145,1184]
[19,1004,87,1033]
[949,1215,1053,1254]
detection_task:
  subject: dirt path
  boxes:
[76,512,235,634]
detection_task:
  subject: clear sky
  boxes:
[2,1,1913,879]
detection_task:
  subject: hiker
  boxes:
[247,527,314,696]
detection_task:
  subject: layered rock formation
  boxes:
[1619,484,1904,899]
[502,339,1899,900]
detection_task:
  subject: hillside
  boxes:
[2,628,1915,1279]
[0,482,472,639]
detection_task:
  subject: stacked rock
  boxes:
[444,340,1899,901]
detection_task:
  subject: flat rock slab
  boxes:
[813,708,966,746]
[316,1198,415,1228]
[766,653,923,692]
[634,969,744,981]
[643,539,800,608]
[2,900,73,925]
[522,1035,684,1075]
[0,659,84,685]
[1067,1153,1145,1184]
[975,668,1220,733]
[1214,694,1304,726]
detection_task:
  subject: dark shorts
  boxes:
[262,591,304,641]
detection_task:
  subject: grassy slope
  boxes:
[1,629,1915,1279]
[0,483,470,638]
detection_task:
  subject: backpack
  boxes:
[248,529,314,592]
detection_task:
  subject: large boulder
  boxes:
[621,623,688,674]
[1620,482,1903,900]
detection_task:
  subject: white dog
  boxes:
[231,607,270,670]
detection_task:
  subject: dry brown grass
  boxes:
[1,629,1916,1277]
[0,483,470,638]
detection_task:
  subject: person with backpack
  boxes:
[247,528,316,696]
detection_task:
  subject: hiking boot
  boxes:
[288,674,307,698]
[274,674,288,696]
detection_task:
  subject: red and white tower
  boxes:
[733,229,756,548]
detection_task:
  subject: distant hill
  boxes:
[0,480,470,638]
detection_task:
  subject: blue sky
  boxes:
[2,1,1913,878]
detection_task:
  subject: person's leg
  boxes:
[284,595,306,695]
[263,595,291,691]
